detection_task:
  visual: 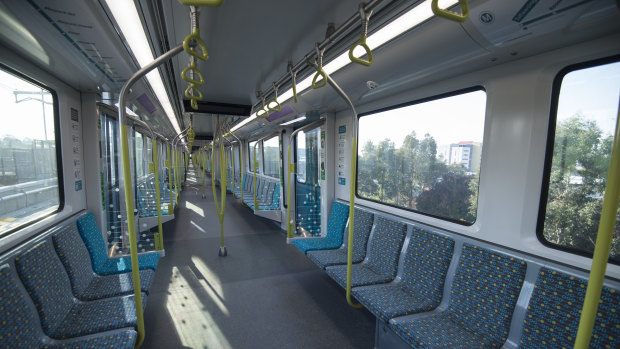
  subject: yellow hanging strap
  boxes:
[119,125,146,346]
[256,93,269,119]
[178,0,224,7]
[183,27,209,61]
[288,61,298,103]
[152,139,164,251]
[431,0,469,23]
[574,99,620,348]
[349,4,373,67]
[182,6,209,110]
[268,82,282,112]
[311,43,327,89]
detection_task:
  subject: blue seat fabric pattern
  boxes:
[292,201,349,253]
[52,223,154,300]
[76,212,159,275]
[326,216,407,287]
[391,244,526,349]
[306,208,374,269]
[13,241,146,340]
[353,228,454,322]
[520,268,619,349]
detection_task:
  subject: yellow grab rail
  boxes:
[183,28,209,61]
[178,0,224,7]
[574,99,620,348]
[167,145,174,212]
[152,139,164,251]
[211,121,228,256]
[431,0,469,23]
[348,4,373,67]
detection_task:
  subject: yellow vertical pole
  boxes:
[174,150,179,204]
[152,139,163,251]
[119,124,145,346]
[253,144,258,210]
[574,101,620,348]
[346,136,362,308]
[167,145,174,212]
[286,145,294,238]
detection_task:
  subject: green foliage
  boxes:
[358,131,479,224]
[543,115,619,261]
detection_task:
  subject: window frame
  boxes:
[536,55,620,263]
[355,86,486,226]
[0,63,64,237]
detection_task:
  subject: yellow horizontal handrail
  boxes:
[178,0,224,6]
[431,0,469,23]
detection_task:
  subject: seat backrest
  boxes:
[447,244,527,348]
[76,212,108,273]
[261,182,274,203]
[400,228,454,307]
[0,264,42,348]
[51,223,95,297]
[323,201,349,245]
[349,208,374,263]
[364,216,407,277]
[14,241,75,335]
[520,268,619,349]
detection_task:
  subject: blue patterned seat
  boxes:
[13,241,146,340]
[520,268,619,349]
[390,244,527,349]
[52,223,154,300]
[326,216,407,287]
[0,265,137,348]
[76,212,159,275]
[292,201,349,253]
[306,208,374,269]
[353,227,454,322]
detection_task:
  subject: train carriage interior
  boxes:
[0,0,619,348]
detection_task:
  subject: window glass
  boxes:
[134,131,144,180]
[263,136,280,179]
[100,112,121,250]
[540,60,620,262]
[296,131,307,183]
[0,68,60,235]
[248,141,261,173]
[357,89,486,224]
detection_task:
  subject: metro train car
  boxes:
[0,0,619,348]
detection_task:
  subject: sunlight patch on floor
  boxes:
[191,255,229,316]
[185,201,204,217]
[190,220,206,232]
[166,266,232,349]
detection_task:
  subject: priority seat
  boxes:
[519,268,620,348]
[52,223,154,301]
[325,215,407,287]
[352,227,455,322]
[76,212,159,275]
[292,201,349,253]
[390,244,527,349]
[307,208,374,269]
[0,264,137,348]
[14,242,146,340]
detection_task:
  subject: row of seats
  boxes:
[136,173,172,217]
[0,211,159,348]
[234,173,281,211]
[292,201,620,348]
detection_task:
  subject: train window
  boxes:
[248,141,262,173]
[262,136,280,179]
[539,59,620,262]
[357,89,486,225]
[134,131,145,180]
[0,67,61,236]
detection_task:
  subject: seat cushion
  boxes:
[353,284,441,323]
[50,294,147,339]
[79,269,155,301]
[99,253,159,275]
[45,331,137,349]
[307,248,350,269]
[326,263,393,288]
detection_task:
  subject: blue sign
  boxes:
[338,177,346,185]
[338,125,346,134]
[75,180,82,191]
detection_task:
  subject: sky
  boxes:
[0,69,54,141]
[359,90,487,148]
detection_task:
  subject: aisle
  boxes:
[143,162,375,348]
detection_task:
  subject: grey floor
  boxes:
[143,163,375,349]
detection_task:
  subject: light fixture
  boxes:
[280,115,307,126]
[104,0,182,135]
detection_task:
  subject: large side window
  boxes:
[0,67,62,236]
[357,89,486,225]
[248,141,261,173]
[539,59,620,262]
[263,136,280,179]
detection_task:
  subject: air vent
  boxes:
[182,100,252,116]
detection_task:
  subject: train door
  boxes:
[295,126,321,236]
